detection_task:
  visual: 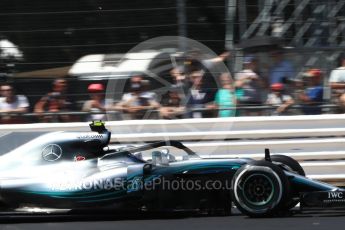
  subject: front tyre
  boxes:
[232,161,290,218]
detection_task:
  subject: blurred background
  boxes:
[0,0,345,123]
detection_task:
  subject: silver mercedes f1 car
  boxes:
[0,121,343,218]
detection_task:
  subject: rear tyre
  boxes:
[271,155,305,210]
[232,161,290,218]
[271,155,305,176]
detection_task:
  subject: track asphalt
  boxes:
[0,209,344,230]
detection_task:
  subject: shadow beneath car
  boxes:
[2,208,345,223]
[0,210,192,224]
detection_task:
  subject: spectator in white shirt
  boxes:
[266,83,294,115]
[329,53,345,111]
[82,83,113,121]
[0,84,29,123]
[114,75,160,119]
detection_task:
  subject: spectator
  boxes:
[185,50,231,95]
[184,50,231,73]
[185,70,214,118]
[266,83,294,115]
[329,53,345,111]
[235,55,265,115]
[298,69,324,115]
[140,79,157,102]
[159,89,185,119]
[169,66,189,96]
[170,66,187,86]
[82,83,112,121]
[34,78,72,122]
[114,75,160,119]
[269,50,295,85]
[233,84,244,117]
[213,73,236,117]
[202,51,231,69]
[0,84,29,123]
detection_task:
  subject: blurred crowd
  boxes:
[2,50,345,123]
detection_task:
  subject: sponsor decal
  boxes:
[42,144,63,162]
[48,175,232,192]
[49,177,126,191]
[77,134,104,139]
[324,191,345,203]
[328,191,344,199]
[74,155,86,161]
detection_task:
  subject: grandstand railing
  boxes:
[0,103,340,123]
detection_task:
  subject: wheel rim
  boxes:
[241,173,274,206]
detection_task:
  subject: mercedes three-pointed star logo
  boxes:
[42,144,63,162]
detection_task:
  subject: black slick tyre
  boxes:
[232,160,290,218]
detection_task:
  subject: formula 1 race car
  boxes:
[0,121,343,218]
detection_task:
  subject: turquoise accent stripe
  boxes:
[21,189,126,200]
[17,160,244,203]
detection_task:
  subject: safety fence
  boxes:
[0,103,340,124]
[0,114,345,185]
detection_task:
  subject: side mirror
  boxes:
[143,163,152,175]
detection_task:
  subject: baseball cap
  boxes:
[304,69,322,77]
[270,83,284,91]
[243,55,256,64]
[88,83,104,92]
